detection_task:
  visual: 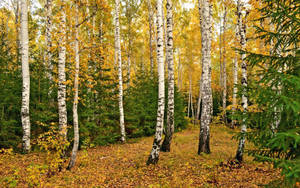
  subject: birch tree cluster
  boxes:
[0,0,298,183]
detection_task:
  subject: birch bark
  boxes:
[236,0,248,162]
[161,0,174,152]
[45,0,53,87]
[20,0,30,152]
[58,0,68,138]
[115,0,126,142]
[67,1,80,170]
[147,0,165,165]
[198,0,212,154]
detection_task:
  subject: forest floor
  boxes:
[0,124,282,187]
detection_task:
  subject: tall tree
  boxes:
[147,0,165,164]
[58,0,68,138]
[198,0,212,154]
[115,0,126,142]
[20,0,30,152]
[161,0,174,152]
[45,0,53,88]
[222,5,227,122]
[67,0,80,170]
[235,0,248,162]
[231,25,239,129]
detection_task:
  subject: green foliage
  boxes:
[124,72,187,138]
[235,0,300,185]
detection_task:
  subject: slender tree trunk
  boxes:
[14,0,20,64]
[147,0,165,165]
[115,0,126,142]
[222,6,227,123]
[198,0,212,155]
[67,1,80,170]
[189,74,195,121]
[45,0,53,91]
[58,0,68,138]
[236,0,247,162]
[161,0,174,152]
[147,0,154,75]
[196,0,202,122]
[162,6,168,75]
[196,76,202,121]
[20,0,30,152]
[231,48,238,129]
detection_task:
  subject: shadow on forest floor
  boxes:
[0,124,281,187]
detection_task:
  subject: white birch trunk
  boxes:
[236,0,247,162]
[161,0,174,152]
[67,1,79,170]
[45,0,53,88]
[232,48,238,129]
[58,0,68,138]
[20,0,30,152]
[115,0,126,142]
[147,0,165,165]
[198,0,212,154]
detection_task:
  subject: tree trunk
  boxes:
[161,0,174,152]
[14,0,20,63]
[219,20,223,95]
[189,74,195,121]
[222,6,227,123]
[196,76,202,121]
[236,0,247,162]
[20,0,30,152]
[45,0,53,92]
[115,0,126,143]
[147,0,154,75]
[198,0,212,155]
[162,6,168,75]
[67,2,80,170]
[231,45,238,129]
[58,0,68,139]
[147,0,165,165]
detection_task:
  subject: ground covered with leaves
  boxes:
[0,125,282,187]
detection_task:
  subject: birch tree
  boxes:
[20,0,30,152]
[58,0,68,138]
[67,0,80,170]
[115,0,126,142]
[232,25,239,129]
[147,0,165,164]
[161,0,174,152]
[198,0,212,154]
[45,0,53,87]
[235,0,248,162]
